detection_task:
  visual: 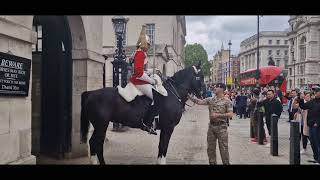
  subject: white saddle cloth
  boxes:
[118,74,168,102]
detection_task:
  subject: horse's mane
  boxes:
[168,66,192,85]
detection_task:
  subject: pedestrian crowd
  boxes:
[202,81,320,164]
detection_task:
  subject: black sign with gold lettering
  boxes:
[0,52,31,96]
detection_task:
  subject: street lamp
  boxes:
[256,15,260,88]
[228,40,232,89]
[112,16,129,88]
[290,45,295,89]
[102,55,108,88]
[293,59,296,88]
[111,16,129,131]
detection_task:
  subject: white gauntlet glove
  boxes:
[138,72,156,85]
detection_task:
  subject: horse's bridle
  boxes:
[165,78,195,108]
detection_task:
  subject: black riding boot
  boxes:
[141,104,158,135]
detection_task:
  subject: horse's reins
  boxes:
[165,78,195,108]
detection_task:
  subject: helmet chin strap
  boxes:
[192,66,200,74]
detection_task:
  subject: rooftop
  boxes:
[240,31,288,46]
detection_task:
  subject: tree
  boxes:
[185,43,211,77]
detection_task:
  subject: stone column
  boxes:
[68,50,105,158]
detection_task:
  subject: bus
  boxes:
[239,66,287,103]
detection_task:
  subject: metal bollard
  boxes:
[270,114,279,156]
[289,121,300,164]
[250,117,254,138]
[257,111,265,145]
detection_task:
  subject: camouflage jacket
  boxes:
[203,96,233,122]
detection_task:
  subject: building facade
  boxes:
[287,16,320,90]
[239,31,289,75]
[210,43,239,86]
[211,44,230,84]
[231,56,240,87]
[102,16,186,87]
[0,16,105,164]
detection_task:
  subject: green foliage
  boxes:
[185,43,211,76]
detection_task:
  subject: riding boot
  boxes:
[141,104,158,135]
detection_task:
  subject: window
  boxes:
[146,24,155,45]
[300,65,304,74]
[289,80,292,89]
[289,68,292,76]
[300,36,306,61]
[32,25,42,52]
[276,60,280,67]
[269,40,272,45]
[285,40,288,45]
[277,40,280,45]
[285,50,288,56]
[284,60,288,69]
[277,50,280,55]
[268,50,272,55]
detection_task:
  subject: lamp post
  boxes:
[256,15,260,88]
[228,40,232,89]
[293,59,296,88]
[102,55,108,88]
[111,16,129,131]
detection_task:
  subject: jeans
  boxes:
[309,126,320,162]
[238,106,246,118]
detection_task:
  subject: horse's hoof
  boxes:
[157,156,166,165]
[90,155,98,165]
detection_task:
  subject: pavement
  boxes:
[37,104,318,165]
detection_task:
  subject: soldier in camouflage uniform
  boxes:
[189,83,234,165]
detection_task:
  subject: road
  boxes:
[38,104,316,164]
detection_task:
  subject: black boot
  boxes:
[141,104,158,135]
[141,122,157,135]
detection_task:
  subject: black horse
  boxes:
[80,63,205,164]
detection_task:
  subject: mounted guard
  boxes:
[118,25,167,135]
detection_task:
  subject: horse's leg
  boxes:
[95,122,109,165]
[157,127,174,165]
[89,129,99,165]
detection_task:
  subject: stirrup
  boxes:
[142,122,157,135]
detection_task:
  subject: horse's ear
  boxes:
[196,61,201,70]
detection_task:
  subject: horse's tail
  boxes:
[80,91,90,144]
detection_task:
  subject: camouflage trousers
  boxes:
[207,123,229,165]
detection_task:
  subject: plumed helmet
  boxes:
[136,25,150,50]
[145,34,151,45]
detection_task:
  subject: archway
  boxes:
[31,16,73,158]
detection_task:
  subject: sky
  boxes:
[186,16,290,60]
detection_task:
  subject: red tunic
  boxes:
[129,50,149,85]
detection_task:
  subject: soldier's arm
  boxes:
[224,99,234,119]
[211,99,234,119]
[188,95,209,105]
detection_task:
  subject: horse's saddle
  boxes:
[117,74,168,102]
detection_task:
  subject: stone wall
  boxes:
[0,16,36,164]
